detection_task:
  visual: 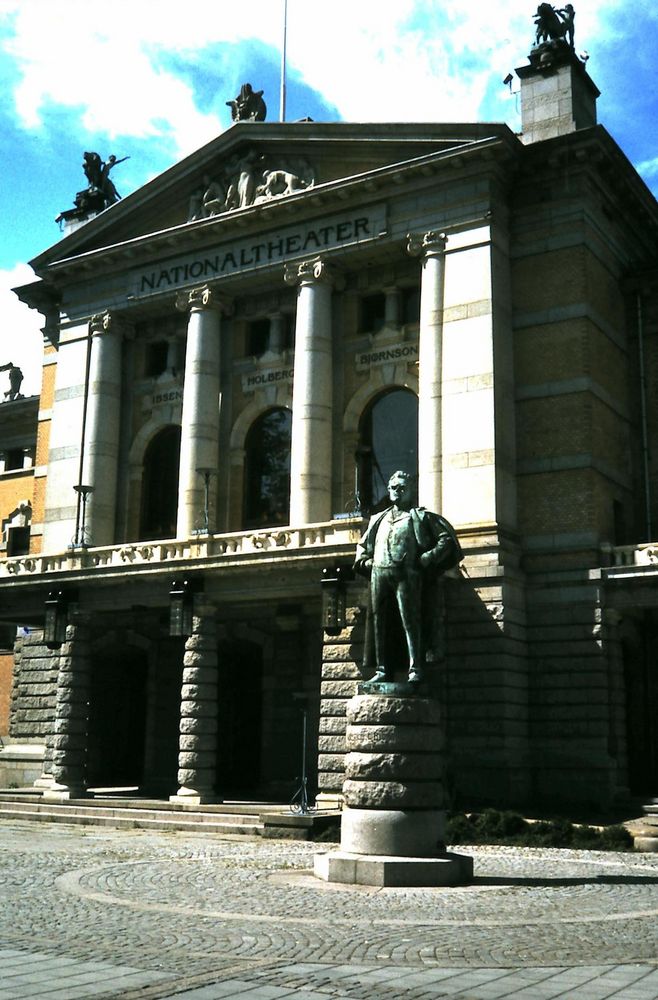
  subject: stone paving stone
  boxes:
[3,822,658,999]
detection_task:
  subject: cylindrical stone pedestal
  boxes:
[341,693,445,856]
[315,690,472,886]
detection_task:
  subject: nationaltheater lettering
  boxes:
[136,208,386,296]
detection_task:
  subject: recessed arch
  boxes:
[139,425,181,540]
[243,407,292,529]
[357,387,419,512]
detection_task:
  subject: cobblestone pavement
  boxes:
[1,820,658,999]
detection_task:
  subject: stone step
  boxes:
[0,804,263,836]
[0,800,263,836]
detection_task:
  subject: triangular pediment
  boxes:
[31,121,515,271]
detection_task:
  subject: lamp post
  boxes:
[72,485,94,548]
[195,467,216,535]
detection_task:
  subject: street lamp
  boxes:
[44,589,71,649]
[321,565,353,636]
[195,467,216,535]
[72,484,94,548]
[169,578,195,638]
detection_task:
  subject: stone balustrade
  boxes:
[0,518,364,579]
[604,543,658,569]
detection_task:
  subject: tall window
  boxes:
[139,425,181,540]
[357,389,418,512]
[244,408,292,528]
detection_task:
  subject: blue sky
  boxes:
[1,0,657,395]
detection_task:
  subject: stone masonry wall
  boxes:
[9,629,57,744]
[316,583,367,801]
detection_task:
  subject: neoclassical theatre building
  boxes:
[1,43,657,810]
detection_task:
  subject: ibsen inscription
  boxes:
[152,388,183,407]
[135,205,387,297]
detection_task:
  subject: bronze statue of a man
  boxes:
[354,471,462,684]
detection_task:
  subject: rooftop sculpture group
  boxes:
[56,152,129,225]
[534,3,576,49]
[226,82,267,122]
[0,363,24,402]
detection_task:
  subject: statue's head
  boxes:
[387,470,413,508]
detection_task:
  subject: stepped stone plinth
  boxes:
[314,688,472,887]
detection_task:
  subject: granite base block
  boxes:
[314,849,473,887]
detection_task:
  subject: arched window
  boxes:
[244,408,292,528]
[357,388,418,512]
[139,425,181,540]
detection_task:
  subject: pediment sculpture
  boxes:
[188,151,315,221]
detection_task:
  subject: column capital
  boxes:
[89,310,132,337]
[284,257,341,288]
[175,284,231,315]
[406,231,447,259]
[89,310,112,335]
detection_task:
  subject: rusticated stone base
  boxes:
[319,691,473,885]
[314,850,472,887]
[342,691,445,835]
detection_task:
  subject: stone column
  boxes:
[43,615,92,801]
[176,285,226,539]
[284,258,335,525]
[383,287,401,329]
[171,599,219,804]
[82,311,123,545]
[407,232,447,514]
[269,313,285,354]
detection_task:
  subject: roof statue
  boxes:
[533,4,576,50]
[226,83,267,122]
[528,4,579,71]
[56,151,129,226]
[0,362,24,402]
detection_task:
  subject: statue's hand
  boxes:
[354,556,373,578]
[419,551,434,570]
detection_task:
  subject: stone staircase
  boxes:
[0,791,341,839]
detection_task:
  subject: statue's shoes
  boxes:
[408,670,423,683]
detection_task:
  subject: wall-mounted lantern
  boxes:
[169,578,199,637]
[321,565,353,636]
[44,589,69,650]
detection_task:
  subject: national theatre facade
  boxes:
[1,45,657,812]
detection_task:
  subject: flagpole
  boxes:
[280,0,288,122]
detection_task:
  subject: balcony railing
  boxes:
[603,542,658,568]
[0,518,364,580]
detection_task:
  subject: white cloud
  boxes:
[0,263,44,398]
[0,0,628,156]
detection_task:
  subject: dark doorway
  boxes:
[624,613,658,794]
[88,646,148,786]
[215,640,263,794]
[139,425,181,540]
